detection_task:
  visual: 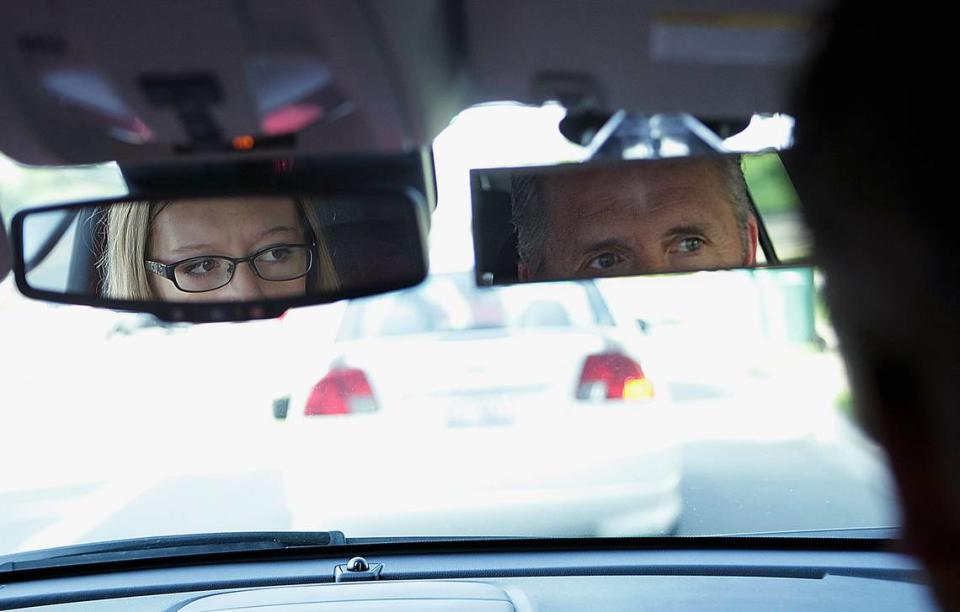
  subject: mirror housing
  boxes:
[11,154,433,322]
[471,152,810,286]
[0,210,10,282]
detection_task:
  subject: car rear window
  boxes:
[337,275,612,340]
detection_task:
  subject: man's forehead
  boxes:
[560,211,721,250]
[541,158,728,218]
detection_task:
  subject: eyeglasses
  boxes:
[145,243,315,293]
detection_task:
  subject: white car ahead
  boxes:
[279,273,681,537]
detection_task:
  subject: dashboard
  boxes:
[0,541,937,611]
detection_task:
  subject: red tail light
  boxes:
[576,353,654,401]
[305,368,378,415]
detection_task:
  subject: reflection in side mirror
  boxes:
[13,191,429,322]
[471,153,810,285]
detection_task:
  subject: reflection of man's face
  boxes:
[522,159,758,279]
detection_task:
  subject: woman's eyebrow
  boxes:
[252,225,301,242]
[167,226,301,257]
[168,242,216,257]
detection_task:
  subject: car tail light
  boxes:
[576,353,654,401]
[305,368,378,415]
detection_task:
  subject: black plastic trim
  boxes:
[0,537,925,611]
[0,535,902,584]
[0,566,927,611]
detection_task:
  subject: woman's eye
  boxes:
[586,252,622,270]
[262,247,292,263]
[675,237,705,253]
[183,258,221,276]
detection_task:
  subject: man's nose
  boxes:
[630,249,671,275]
[223,261,267,300]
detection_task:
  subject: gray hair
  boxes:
[716,155,754,256]
[511,155,754,273]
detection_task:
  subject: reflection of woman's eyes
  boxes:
[183,258,222,276]
[674,237,705,254]
[260,247,292,263]
[586,252,624,270]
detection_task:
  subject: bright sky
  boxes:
[428,103,586,273]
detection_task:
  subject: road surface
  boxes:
[0,426,898,553]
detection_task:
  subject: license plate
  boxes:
[447,400,515,427]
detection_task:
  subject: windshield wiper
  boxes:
[0,531,345,574]
[714,527,900,539]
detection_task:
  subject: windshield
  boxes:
[0,105,898,557]
[337,276,612,340]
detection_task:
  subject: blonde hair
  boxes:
[98,199,339,300]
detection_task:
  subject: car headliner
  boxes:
[0,0,825,167]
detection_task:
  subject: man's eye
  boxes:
[675,237,705,253]
[586,252,622,270]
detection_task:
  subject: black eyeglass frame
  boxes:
[144,242,316,293]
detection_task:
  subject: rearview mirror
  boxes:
[12,189,429,322]
[0,210,9,282]
[471,153,810,285]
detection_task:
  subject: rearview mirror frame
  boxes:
[10,154,434,322]
[470,152,811,287]
[0,210,10,282]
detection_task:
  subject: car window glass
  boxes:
[742,152,810,263]
[0,154,126,223]
[338,276,602,340]
[0,104,896,558]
